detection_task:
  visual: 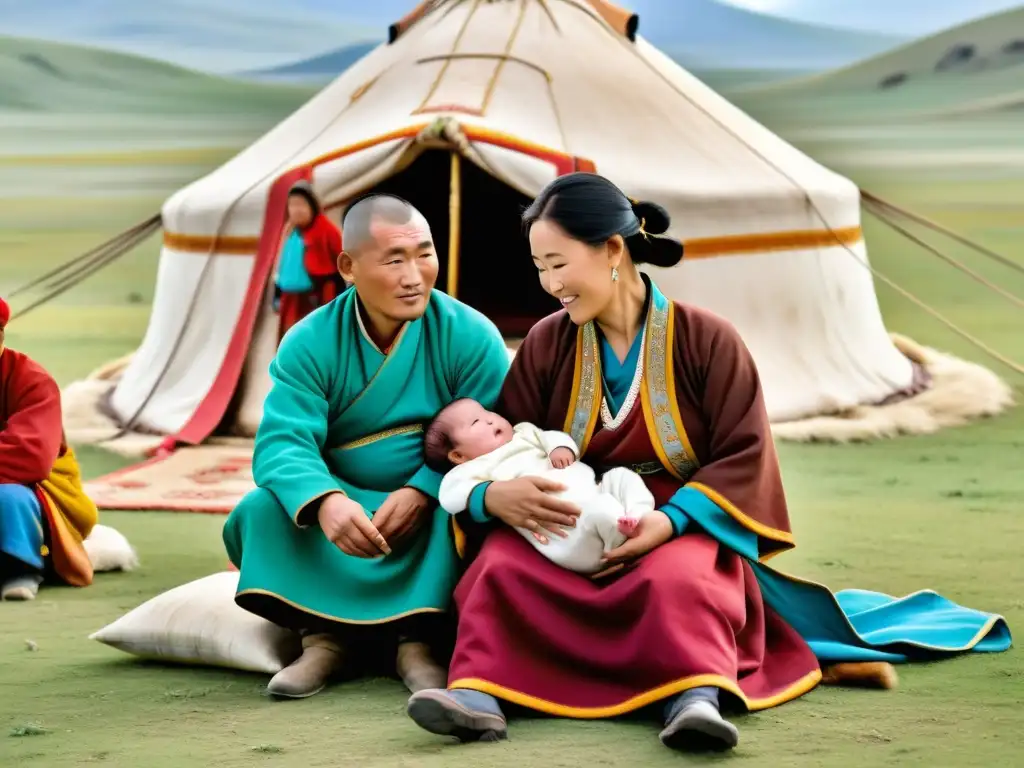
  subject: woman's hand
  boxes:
[601,510,674,565]
[484,477,581,543]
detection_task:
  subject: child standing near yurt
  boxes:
[273,181,346,340]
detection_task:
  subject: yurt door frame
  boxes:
[167,125,593,448]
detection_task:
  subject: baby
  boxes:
[424,398,656,574]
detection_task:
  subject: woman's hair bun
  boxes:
[627,199,683,268]
[631,200,670,236]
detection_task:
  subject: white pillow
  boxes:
[84,524,140,572]
[89,571,302,674]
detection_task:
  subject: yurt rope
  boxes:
[862,199,1024,311]
[815,212,1024,377]
[615,34,1024,376]
[861,190,1024,276]
[7,214,162,322]
[112,91,378,439]
[828,229,1024,376]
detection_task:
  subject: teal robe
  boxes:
[223,287,510,627]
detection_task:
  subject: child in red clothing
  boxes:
[274,181,346,340]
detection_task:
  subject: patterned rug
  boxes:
[85,445,255,513]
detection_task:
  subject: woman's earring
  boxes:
[611,267,619,282]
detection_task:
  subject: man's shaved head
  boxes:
[336,192,439,340]
[341,194,430,253]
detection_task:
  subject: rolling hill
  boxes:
[755,6,1024,89]
[729,7,1024,123]
[0,35,316,114]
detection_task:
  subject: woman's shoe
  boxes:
[407,688,508,742]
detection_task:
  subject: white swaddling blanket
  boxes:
[439,422,655,573]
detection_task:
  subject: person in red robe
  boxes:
[0,297,99,600]
[273,180,346,341]
[404,173,1010,751]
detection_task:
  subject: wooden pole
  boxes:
[447,150,461,297]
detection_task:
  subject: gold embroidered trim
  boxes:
[236,588,446,625]
[567,322,600,450]
[644,298,699,480]
[331,424,423,452]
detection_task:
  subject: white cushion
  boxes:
[89,571,302,674]
[84,524,140,572]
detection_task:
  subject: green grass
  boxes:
[2,411,1023,767]
[2,49,1024,765]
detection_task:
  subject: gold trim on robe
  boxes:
[564,289,700,482]
[640,299,700,482]
[563,322,601,454]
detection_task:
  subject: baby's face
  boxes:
[446,400,514,464]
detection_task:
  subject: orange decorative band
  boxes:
[162,225,862,258]
[683,226,862,259]
[163,232,260,255]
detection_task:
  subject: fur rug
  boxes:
[60,353,167,457]
[84,524,140,573]
[772,334,1014,443]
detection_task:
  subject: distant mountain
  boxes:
[0,0,376,72]
[720,1,1024,38]
[248,0,904,83]
[625,0,906,70]
[0,0,907,77]
[242,43,379,84]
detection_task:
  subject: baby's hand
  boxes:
[549,447,576,469]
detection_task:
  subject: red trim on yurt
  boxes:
[162,125,593,449]
[160,165,311,450]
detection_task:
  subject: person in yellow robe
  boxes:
[0,296,98,600]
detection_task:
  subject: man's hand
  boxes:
[549,447,576,469]
[485,477,581,544]
[317,493,390,557]
[372,487,431,549]
[601,510,674,565]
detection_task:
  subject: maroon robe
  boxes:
[447,281,821,716]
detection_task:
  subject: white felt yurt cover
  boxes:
[102,0,922,444]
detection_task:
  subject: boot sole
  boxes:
[407,690,508,742]
[266,683,326,700]
[1,588,37,601]
[660,711,739,751]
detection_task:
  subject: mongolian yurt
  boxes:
[72,0,1009,452]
